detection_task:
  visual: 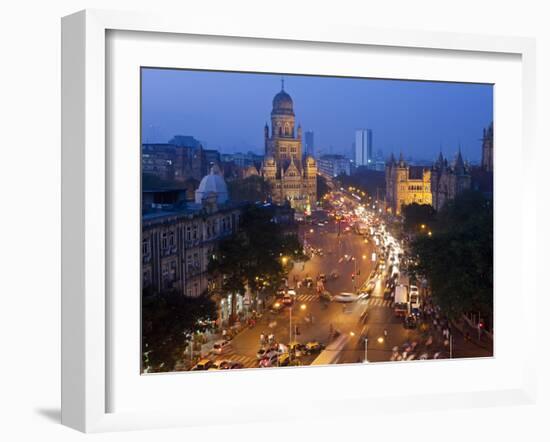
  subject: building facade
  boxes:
[355,129,373,167]
[385,153,432,215]
[305,131,315,158]
[261,83,317,212]
[317,154,351,179]
[431,151,471,211]
[142,166,244,323]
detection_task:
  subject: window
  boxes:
[161,232,168,250]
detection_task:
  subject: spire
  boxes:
[398,151,405,167]
[281,76,285,91]
[455,148,465,174]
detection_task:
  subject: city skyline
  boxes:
[141,68,493,163]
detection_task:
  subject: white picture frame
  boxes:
[61,9,538,433]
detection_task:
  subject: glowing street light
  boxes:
[428,231,432,237]
[377,336,385,344]
[300,303,307,311]
[281,256,288,265]
[421,224,426,229]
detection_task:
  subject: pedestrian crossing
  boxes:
[293,293,392,307]
[364,298,392,308]
[295,293,318,302]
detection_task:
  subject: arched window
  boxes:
[285,124,290,136]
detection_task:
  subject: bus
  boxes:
[311,334,349,366]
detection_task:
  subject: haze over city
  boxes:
[141,68,493,163]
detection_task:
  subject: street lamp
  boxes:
[364,337,369,363]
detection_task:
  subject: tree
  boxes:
[208,204,308,321]
[227,175,272,202]
[410,191,493,324]
[402,203,436,233]
[317,174,330,201]
[142,290,217,372]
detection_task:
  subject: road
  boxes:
[205,190,491,370]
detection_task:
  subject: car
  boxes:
[409,285,419,294]
[319,273,327,282]
[383,287,394,300]
[410,307,421,318]
[409,293,421,310]
[304,341,325,354]
[286,288,297,297]
[403,315,417,329]
[287,342,306,357]
[221,360,244,370]
[269,301,284,313]
[259,352,279,368]
[212,339,232,355]
[282,295,294,306]
[319,290,333,302]
[276,288,286,297]
[357,291,370,300]
[190,358,214,371]
[334,292,358,303]
[365,280,376,294]
[278,353,291,366]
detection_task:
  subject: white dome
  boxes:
[195,164,228,205]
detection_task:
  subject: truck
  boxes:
[393,284,409,317]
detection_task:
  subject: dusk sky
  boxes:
[141,68,493,164]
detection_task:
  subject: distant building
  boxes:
[481,122,494,172]
[317,154,351,179]
[261,82,317,212]
[220,151,264,169]
[431,150,471,211]
[355,129,373,167]
[142,143,176,182]
[305,131,315,158]
[385,153,432,215]
[141,136,223,188]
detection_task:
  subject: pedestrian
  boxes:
[260,333,265,345]
[383,329,388,338]
[222,329,227,338]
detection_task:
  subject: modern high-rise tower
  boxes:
[355,129,373,167]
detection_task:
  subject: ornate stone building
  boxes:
[481,122,494,172]
[431,150,471,211]
[385,153,432,215]
[261,83,317,212]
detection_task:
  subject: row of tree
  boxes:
[209,204,307,320]
[406,191,493,326]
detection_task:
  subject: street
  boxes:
[204,190,492,370]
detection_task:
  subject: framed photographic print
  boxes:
[61,9,537,432]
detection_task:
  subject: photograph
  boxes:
[140,68,494,373]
